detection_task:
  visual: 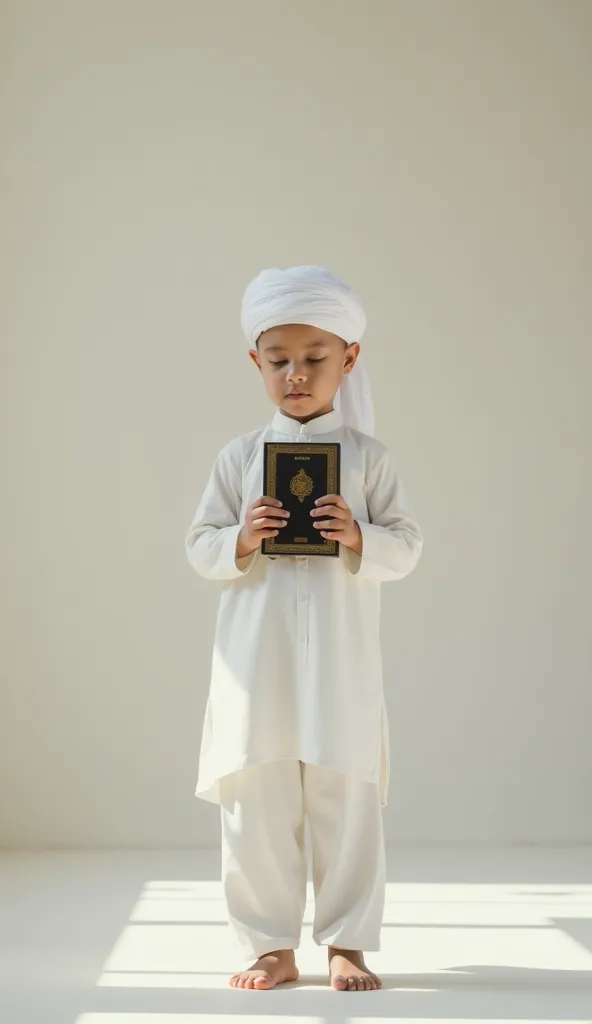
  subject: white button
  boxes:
[299,592,307,602]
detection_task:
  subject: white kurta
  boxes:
[185,408,423,807]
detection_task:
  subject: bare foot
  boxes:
[328,947,382,991]
[229,948,299,990]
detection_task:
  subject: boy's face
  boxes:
[250,323,359,422]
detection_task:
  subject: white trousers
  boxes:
[219,759,386,960]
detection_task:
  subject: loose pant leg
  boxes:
[303,764,386,951]
[219,760,307,960]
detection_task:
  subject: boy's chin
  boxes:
[280,397,321,418]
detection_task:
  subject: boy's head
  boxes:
[241,266,373,430]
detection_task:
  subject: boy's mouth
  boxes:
[285,391,311,400]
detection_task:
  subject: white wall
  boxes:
[1,0,591,848]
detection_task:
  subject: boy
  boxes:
[185,266,423,991]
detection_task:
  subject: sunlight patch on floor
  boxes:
[96,879,592,991]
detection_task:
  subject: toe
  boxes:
[363,976,372,990]
[333,974,348,990]
[347,976,357,990]
[254,974,271,989]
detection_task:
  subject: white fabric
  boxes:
[334,352,375,435]
[240,266,375,436]
[219,759,386,959]
[185,408,423,808]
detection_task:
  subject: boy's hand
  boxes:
[310,495,362,553]
[236,496,290,558]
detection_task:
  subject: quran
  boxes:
[262,442,341,557]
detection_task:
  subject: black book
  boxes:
[262,442,341,556]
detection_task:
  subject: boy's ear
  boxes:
[249,349,262,371]
[342,342,360,375]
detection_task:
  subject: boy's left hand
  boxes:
[310,495,362,553]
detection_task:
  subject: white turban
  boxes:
[241,266,375,436]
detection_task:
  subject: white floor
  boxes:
[0,848,591,1024]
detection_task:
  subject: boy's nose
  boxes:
[286,365,307,382]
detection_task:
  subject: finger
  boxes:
[253,505,290,519]
[253,502,289,516]
[313,519,345,530]
[252,517,288,530]
[251,496,283,510]
[314,494,347,509]
[310,506,347,520]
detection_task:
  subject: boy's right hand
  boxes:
[236,497,290,558]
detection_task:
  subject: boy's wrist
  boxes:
[350,521,363,555]
[343,521,363,555]
[236,528,257,559]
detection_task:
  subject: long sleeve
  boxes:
[185,444,258,580]
[343,449,423,583]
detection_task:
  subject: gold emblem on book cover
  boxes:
[290,467,314,503]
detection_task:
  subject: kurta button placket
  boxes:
[296,425,310,665]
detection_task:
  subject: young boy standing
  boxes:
[185,266,423,991]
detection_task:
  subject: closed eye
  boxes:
[268,358,326,367]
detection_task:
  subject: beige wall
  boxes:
[1,0,591,848]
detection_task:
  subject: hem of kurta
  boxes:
[195,754,388,807]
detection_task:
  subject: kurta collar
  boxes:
[271,408,343,437]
